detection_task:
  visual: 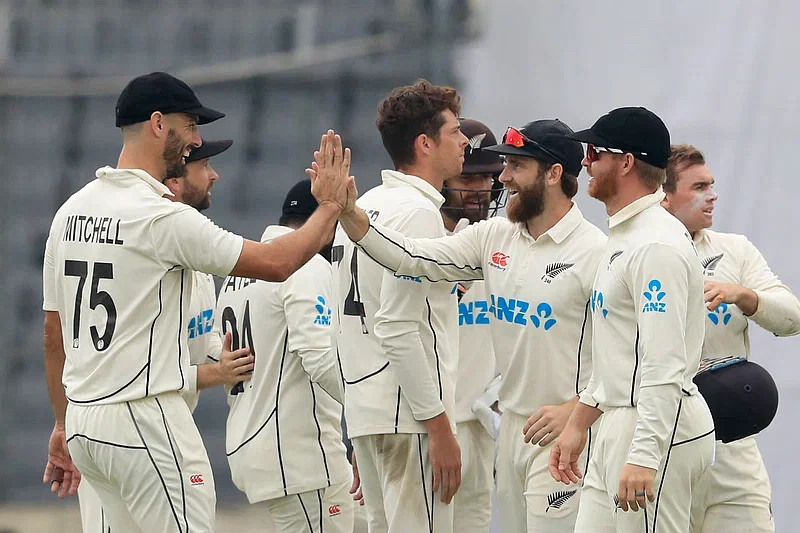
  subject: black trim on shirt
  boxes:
[146,281,164,396]
[425,298,443,401]
[275,330,290,496]
[575,300,590,394]
[177,270,185,392]
[67,363,148,404]
[309,381,331,484]
[360,223,483,283]
[343,361,390,385]
[672,428,715,447]
[630,327,640,407]
[126,402,183,532]
[394,387,402,434]
[225,406,278,456]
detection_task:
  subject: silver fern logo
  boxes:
[613,493,621,512]
[541,262,574,284]
[546,489,577,512]
[609,250,624,265]
[468,133,487,153]
[702,253,724,276]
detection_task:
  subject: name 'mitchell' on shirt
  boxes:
[42,167,243,405]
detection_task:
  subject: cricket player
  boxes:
[323,79,466,533]
[41,71,351,533]
[217,178,354,533]
[661,144,800,533]
[440,118,503,533]
[322,118,607,533]
[550,107,716,533]
[75,138,256,532]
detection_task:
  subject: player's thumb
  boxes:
[557,445,570,471]
[223,331,232,351]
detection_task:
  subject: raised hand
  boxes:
[308,130,352,213]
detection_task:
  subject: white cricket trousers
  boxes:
[496,410,589,533]
[77,478,110,533]
[690,436,773,532]
[264,480,355,533]
[453,420,495,533]
[575,395,715,533]
[351,433,454,533]
[66,392,216,533]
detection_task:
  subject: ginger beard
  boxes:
[586,162,619,202]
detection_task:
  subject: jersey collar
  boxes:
[517,202,584,244]
[608,188,665,230]
[95,166,174,197]
[381,170,445,208]
[260,224,293,243]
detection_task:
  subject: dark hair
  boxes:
[533,160,578,199]
[279,215,308,227]
[665,144,706,193]
[376,79,461,169]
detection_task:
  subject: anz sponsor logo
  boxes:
[591,290,608,319]
[642,279,667,313]
[314,296,332,326]
[459,294,558,330]
[188,309,214,339]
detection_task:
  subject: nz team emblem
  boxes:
[541,262,574,284]
[702,253,724,276]
[546,490,577,512]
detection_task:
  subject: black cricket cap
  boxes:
[483,119,584,176]
[185,139,233,164]
[115,72,225,127]
[568,107,671,169]
[459,119,504,175]
[281,179,318,220]
[693,359,779,444]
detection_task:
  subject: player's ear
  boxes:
[149,111,165,137]
[162,176,181,198]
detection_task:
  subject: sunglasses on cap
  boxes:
[502,127,561,162]
[586,144,649,163]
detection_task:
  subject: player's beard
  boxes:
[183,178,211,211]
[163,129,186,180]
[587,166,618,202]
[507,173,546,223]
[442,190,490,225]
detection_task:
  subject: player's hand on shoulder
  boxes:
[217,331,255,387]
[43,425,81,498]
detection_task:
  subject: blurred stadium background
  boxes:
[3,0,800,531]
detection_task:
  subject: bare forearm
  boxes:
[735,287,759,316]
[566,401,602,433]
[231,202,340,281]
[197,364,222,390]
[339,207,371,243]
[43,317,68,427]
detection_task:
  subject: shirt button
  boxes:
[523,262,528,268]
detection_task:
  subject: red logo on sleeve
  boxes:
[489,252,511,271]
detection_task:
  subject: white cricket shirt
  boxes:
[219,225,349,502]
[332,170,459,438]
[355,203,607,417]
[180,271,223,413]
[694,229,800,359]
[579,190,714,471]
[454,280,497,423]
[42,167,243,405]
